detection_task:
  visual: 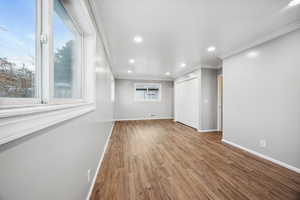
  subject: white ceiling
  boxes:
[90,0,300,80]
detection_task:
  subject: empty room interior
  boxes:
[0,0,300,199]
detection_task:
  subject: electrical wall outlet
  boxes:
[259,139,266,148]
[87,169,91,183]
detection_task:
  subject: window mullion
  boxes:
[35,0,42,103]
[81,34,86,100]
[146,88,148,100]
[40,0,54,104]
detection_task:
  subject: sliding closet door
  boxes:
[175,78,199,129]
[175,82,182,123]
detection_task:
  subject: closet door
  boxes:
[174,82,181,122]
[175,78,199,129]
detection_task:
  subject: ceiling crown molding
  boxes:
[220,21,300,60]
[115,74,173,81]
[84,0,114,75]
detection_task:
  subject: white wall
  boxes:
[200,69,218,130]
[114,79,173,120]
[0,42,115,199]
[223,29,300,169]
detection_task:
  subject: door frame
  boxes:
[217,74,223,132]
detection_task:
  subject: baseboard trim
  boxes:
[222,139,300,174]
[198,129,219,133]
[86,122,115,200]
[115,117,174,121]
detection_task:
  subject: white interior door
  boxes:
[175,78,199,129]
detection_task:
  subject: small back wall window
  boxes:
[134,83,161,101]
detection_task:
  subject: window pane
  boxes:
[147,88,159,100]
[136,88,147,100]
[135,84,161,101]
[0,0,36,98]
[53,0,81,99]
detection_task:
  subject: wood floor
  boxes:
[90,120,300,200]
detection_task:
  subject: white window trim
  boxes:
[0,0,42,107]
[134,83,162,102]
[47,0,86,103]
[50,0,85,102]
[0,0,97,145]
[0,102,95,145]
[0,0,86,106]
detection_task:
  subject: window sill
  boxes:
[0,102,95,146]
[134,100,162,102]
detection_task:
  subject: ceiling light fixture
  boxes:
[207,46,216,52]
[133,35,143,43]
[128,70,132,74]
[165,72,171,76]
[288,0,300,7]
[129,59,135,64]
[180,63,186,68]
[246,51,259,58]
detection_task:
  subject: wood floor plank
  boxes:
[90,120,300,200]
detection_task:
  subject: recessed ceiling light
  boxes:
[288,0,300,7]
[207,46,216,52]
[133,35,143,43]
[128,70,132,73]
[246,51,259,58]
[180,63,186,68]
[129,59,135,64]
[165,72,171,76]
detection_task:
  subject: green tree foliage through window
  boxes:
[54,40,74,98]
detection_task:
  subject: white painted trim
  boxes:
[198,129,219,133]
[115,117,174,121]
[201,64,222,69]
[0,103,95,146]
[175,76,198,84]
[174,69,201,83]
[220,22,300,59]
[115,75,173,81]
[0,102,91,118]
[84,0,114,74]
[217,74,223,132]
[173,65,202,80]
[86,121,115,200]
[222,139,300,174]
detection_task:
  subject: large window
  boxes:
[0,0,96,146]
[0,0,36,98]
[0,0,84,106]
[53,0,82,99]
[134,83,161,102]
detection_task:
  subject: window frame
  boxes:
[134,83,162,102]
[0,0,98,145]
[0,0,87,108]
[51,0,85,102]
[0,0,42,108]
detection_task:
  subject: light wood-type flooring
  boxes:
[90,120,300,200]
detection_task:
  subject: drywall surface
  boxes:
[223,29,300,169]
[200,69,218,130]
[0,48,115,200]
[114,79,173,120]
